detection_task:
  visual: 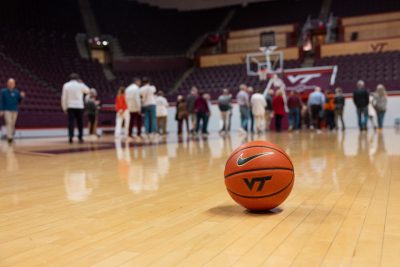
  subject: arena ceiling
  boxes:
[135,0,272,10]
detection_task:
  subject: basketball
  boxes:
[3,0,400,264]
[224,140,294,211]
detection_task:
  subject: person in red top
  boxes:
[115,86,130,138]
[272,90,285,132]
[194,92,210,135]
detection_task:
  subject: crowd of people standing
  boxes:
[0,74,391,144]
[63,75,390,143]
[214,79,388,135]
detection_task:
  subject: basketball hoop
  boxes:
[259,46,278,54]
[246,46,284,77]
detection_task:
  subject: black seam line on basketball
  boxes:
[225,145,294,170]
[224,167,294,179]
[227,176,294,199]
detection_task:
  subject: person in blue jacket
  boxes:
[0,78,25,143]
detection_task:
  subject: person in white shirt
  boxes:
[140,77,157,134]
[61,73,90,143]
[250,88,267,134]
[155,91,169,135]
[125,77,142,138]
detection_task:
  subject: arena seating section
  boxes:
[315,51,400,93]
[229,0,321,30]
[0,54,63,127]
[0,0,91,126]
[90,0,230,56]
[331,0,400,17]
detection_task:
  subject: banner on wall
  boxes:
[281,66,338,92]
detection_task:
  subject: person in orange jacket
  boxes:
[324,90,336,131]
[115,86,130,138]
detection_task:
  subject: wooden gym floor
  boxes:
[1,130,400,267]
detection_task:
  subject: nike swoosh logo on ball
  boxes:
[237,152,273,166]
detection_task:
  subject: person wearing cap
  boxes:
[61,73,90,143]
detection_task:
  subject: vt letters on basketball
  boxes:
[243,176,272,191]
[225,141,294,211]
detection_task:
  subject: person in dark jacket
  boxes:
[217,89,232,134]
[287,91,302,130]
[247,86,255,133]
[0,78,25,143]
[265,89,274,130]
[272,90,285,132]
[353,80,369,131]
[334,87,345,130]
[194,92,210,135]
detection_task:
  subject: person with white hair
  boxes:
[353,80,369,131]
[373,84,387,131]
[307,86,325,131]
[85,88,101,138]
[0,78,26,143]
[236,84,250,134]
[217,88,232,134]
[250,88,267,134]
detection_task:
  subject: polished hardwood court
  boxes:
[1,130,400,267]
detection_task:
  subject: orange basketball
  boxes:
[224,140,294,211]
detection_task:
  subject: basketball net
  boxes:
[258,68,268,81]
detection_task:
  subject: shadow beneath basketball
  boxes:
[208,205,244,216]
[208,205,282,217]
[245,207,283,216]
